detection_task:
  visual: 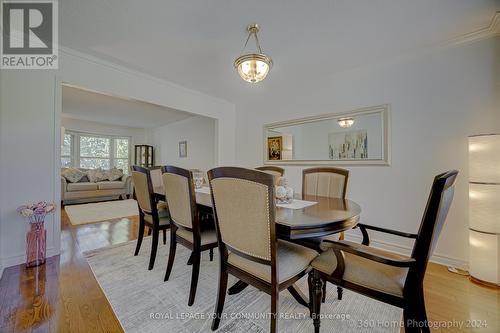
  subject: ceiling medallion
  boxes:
[234,24,273,83]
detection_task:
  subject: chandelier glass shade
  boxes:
[234,24,272,83]
[337,118,355,128]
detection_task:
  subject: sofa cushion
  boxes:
[87,168,107,182]
[106,167,124,181]
[67,182,99,192]
[97,181,125,190]
[62,168,86,183]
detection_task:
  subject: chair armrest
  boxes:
[60,176,67,199]
[324,240,416,267]
[355,223,418,246]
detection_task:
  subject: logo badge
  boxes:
[1,0,58,69]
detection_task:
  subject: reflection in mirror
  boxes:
[264,105,389,165]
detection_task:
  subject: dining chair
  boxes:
[301,167,349,301]
[309,170,458,333]
[255,166,285,185]
[208,167,318,333]
[161,165,218,306]
[131,165,170,270]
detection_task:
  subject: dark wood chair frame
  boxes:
[255,166,285,176]
[161,165,217,306]
[309,170,458,333]
[131,165,170,270]
[301,167,350,301]
[208,167,312,333]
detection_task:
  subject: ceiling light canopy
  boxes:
[234,24,273,83]
[337,118,355,128]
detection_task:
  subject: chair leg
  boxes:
[164,228,177,281]
[322,283,326,303]
[337,286,343,300]
[148,227,159,270]
[134,217,145,256]
[308,271,314,318]
[188,251,201,306]
[419,290,430,333]
[211,267,228,331]
[403,304,420,333]
[311,271,323,333]
[187,253,193,265]
[209,248,214,261]
[270,287,279,333]
[162,228,167,245]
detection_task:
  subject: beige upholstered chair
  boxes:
[131,166,170,270]
[309,171,458,333]
[161,166,218,306]
[255,166,285,185]
[208,167,317,333]
[301,167,349,300]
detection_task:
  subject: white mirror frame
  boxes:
[263,104,391,166]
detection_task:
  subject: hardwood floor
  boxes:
[0,209,498,332]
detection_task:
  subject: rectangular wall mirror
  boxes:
[263,105,390,165]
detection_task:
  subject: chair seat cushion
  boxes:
[67,182,98,192]
[176,228,218,246]
[228,240,318,284]
[97,181,125,190]
[311,241,409,297]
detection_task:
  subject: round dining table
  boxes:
[153,186,361,307]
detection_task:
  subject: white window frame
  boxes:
[63,130,131,172]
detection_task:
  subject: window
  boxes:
[61,131,131,174]
[61,133,73,167]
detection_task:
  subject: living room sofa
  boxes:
[61,168,132,205]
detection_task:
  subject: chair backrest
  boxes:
[208,167,277,264]
[161,166,197,231]
[131,165,156,215]
[302,167,349,198]
[149,167,163,188]
[255,166,285,185]
[406,170,458,292]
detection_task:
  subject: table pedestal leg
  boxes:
[287,285,309,308]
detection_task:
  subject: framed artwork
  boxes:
[267,136,282,160]
[179,141,187,158]
[328,130,368,160]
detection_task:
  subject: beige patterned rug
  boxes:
[65,199,138,225]
[84,236,402,333]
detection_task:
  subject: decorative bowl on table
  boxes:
[192,170,205,189]
[275,177,294,204]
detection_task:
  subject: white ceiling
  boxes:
[59,0,499,103]
[62,85,194,128]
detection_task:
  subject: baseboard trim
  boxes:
[0,246,59,273]
[344,233,468,270]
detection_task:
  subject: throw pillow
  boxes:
[87,168,107,182]
[62,168,86,183]
[107,167,124,181]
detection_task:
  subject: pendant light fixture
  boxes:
[337,118,355,128]
[234,24,273,83]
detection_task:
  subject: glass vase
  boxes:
[26,221,46,268]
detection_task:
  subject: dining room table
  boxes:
[153,185,361,307]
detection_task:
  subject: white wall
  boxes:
[235,37,500,267]
[153,116,216,172]
[0,47,236,274]
[61,116,150,146]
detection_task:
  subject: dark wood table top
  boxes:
[153,186,361,240]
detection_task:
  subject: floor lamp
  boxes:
[469,134,500,287]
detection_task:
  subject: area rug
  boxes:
[84,236,403,333]
[65,199,138,225]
